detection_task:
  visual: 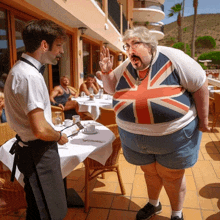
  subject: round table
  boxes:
[72,94,113,120]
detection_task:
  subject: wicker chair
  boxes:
[96,107,116,126]
[212,92,220,130]
[83,124,125,212]
[0,123,27,215]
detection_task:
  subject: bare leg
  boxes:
[64,100,93,120]
[141,162,163,200]
[156,162,186,211]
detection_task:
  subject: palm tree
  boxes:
[191,0,198,59]
[168,3,183,42]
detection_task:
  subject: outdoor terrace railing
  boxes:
[133,0,164,12]
[134,22,164,33]
[108,0,128,34]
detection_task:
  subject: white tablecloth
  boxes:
[72,94,113,120]
[0,121,115,186]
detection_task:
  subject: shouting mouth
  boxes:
[131,55,141,66]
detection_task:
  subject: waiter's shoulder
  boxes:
[10,60,40,79]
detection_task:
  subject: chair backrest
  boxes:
[0,123,16,146]
[106,124,119,137]
[96,107,116,126]
[214,92,220,114]
[67,86,79,96]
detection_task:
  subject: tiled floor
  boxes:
[1,115,220,220]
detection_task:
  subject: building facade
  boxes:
[0,0,165,92]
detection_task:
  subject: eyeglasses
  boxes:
[123,41,146,51]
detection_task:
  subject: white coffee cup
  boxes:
[85,124,95,133]
[64,119,72,127]
[72,115,80,123]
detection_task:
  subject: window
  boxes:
[0,10,10,76]
[15,17,26,60]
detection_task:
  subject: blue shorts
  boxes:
[118,118,202,170]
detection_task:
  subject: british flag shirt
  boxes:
[112,46,206,136]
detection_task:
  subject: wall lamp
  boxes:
[103,42,108,48]
[78,27,87,40]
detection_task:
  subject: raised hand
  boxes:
[99,46,113,73]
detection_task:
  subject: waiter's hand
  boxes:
[58,133,68,145]
[99,46,113,73]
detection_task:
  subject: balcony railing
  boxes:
[134,0,164,12]
[108,0,128,34]
[133,22,164,33]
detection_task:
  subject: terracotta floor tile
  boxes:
[136,166,143,174]
[64,208,87,220]
[213,140,220,148]
[198,194,214,210]
[198,150,205,160]
[120,163,136,184]
[185,168,193,176]
[89,194,114,209]
[67,178,85,192]
[182,208,202,220]
[67,167,85,181]
[183,191,200,209]
[119,154,126,161]
[186,175,197,191]
[108,209,137,220]
[115,183,133,197]
[201,145,219,154]
[86,208,109,220]
[209,133,220,142]
[111,195,131,210]
[96,171,118,182]
[202,210,220,220]
[201,135,213,142]
[92,181,118,193]
[131,174,147,197]
[203,153,220,161]
[211,161,220,178]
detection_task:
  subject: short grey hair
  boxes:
[123,26,158,53]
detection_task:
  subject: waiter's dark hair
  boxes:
[22,19,67,53]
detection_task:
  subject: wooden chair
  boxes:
[96,107,116,126]
[0,123,27,215]
[212,92,220,130]
[0,123,16,146]
[67,85,79,97]
[83,124,125,212]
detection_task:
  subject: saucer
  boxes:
[82,129,98,134]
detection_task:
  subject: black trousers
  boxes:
[16,141,67,220]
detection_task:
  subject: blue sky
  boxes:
[162,0,220,25]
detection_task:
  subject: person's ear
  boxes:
[41,40,49,52]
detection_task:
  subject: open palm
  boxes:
[99,46,113,73]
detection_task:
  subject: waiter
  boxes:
[4,19,68,220]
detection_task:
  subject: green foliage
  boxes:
[183,27,188,32]
[198,51,220,65]
[168,3,182,17]
[172,42,191,56]
[195,36,216,49]
[199,63,208,70]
